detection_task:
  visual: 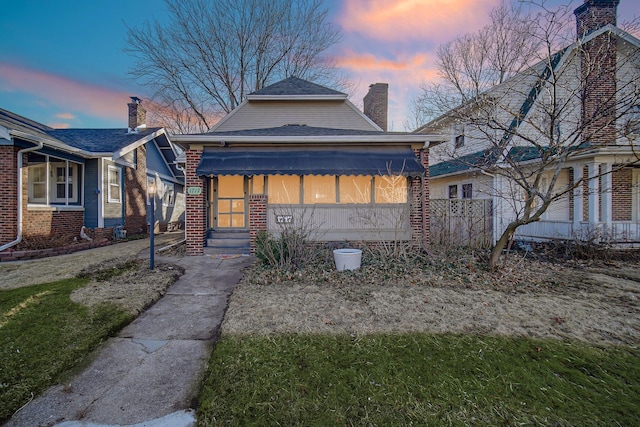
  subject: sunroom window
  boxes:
[303,175,336,204]
[374,175,407,203]
[27,154,82,205]
[268,175,300,204]
[339,175,371,204]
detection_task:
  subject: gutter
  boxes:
[0,140,44,252]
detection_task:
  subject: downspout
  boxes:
[0,140,44,252]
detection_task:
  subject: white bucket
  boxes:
[333,248,362,271]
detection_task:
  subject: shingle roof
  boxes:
[0,108,53,135]
[430,146,549,177]
[249,77,346,97]
[46,128,162,153]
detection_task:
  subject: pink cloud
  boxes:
[338,0,498,43]
[55,112,76,120]
[0,62,134,123]
[47,122,71,129]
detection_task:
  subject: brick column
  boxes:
[185,148,206,255]
[612,167,632,221]
[410,147,430,250]
[0,146,19,246]
[249,194,267,254]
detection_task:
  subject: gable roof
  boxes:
[0,108,53,139]
[247,76,347,99]
[210,76,380,132]
[415,24,640,136]
[47,127,164,154]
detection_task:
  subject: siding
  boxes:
[146,140,175,179]
[102,159,123,224]
[83,158,99,228]
[215,101,377,132]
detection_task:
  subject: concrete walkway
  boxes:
[5,247,254,427]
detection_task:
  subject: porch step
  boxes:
[206,230,250,253]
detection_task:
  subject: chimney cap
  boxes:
[130,96,141,104]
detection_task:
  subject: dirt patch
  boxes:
[71,258,184,316]
[222,252,640,346]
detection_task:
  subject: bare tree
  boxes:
[126,0,343,133]
[415,1,640,268]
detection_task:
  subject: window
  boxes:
[455,134,465,148]
[268,175,300,204]
[448,185,458,199]
[27,154,81,205]
[162,183,175,206]
[462,183,473,199]
[29,164,46,203]
[339,175,371,204]
[251,175,265,195]
[374,175,407,203]
[108,166,121,203]
[303,175,336,204]
[625,105,640,136]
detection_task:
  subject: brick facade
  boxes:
[612,166,632,221]
[124,146,148,235]
[185,148,206,255]
[249,194,268,253]
[575,0,618,146]
[0,146,19,245]
[363,83,389,131]
[410,148,430,249]
[23,209,85,240]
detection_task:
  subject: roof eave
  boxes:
[245,94,348,101]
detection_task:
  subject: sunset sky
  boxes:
[1,0,638,131]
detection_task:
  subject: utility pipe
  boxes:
[0,140,44,252]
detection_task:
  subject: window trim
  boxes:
[27,155,81,206]
[107,165,121,203]
[162,182,175,207]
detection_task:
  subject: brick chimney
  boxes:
[128,96,146,133]
[574,0,619,145]
[363,83,388,131]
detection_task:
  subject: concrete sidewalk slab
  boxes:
[5,251,254,427]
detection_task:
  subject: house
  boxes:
[0,99,184,256]
[171,77,437,255]
[416,0,640,247]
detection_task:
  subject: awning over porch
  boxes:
[196,147,425,177]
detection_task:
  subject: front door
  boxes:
[213,175,246,228]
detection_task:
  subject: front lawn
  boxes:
[198,334,640,426]
[0,277,132,422]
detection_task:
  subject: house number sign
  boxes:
[275,214,293,224]
[187,186,202,195]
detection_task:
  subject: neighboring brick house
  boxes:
[416,0,640,246]
[0,99,184,254]
[172,77,439,255]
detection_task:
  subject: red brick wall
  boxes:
[185,148,206,255]
[0,146,19,245]
[249,194,267,253]
[612,167,632,221]
[410,148,430,249]
[23,209,84,240]
[124,147,148,235]
[576,1,618,146]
